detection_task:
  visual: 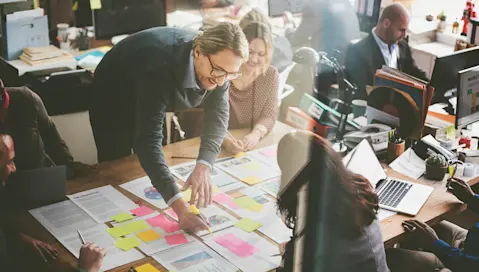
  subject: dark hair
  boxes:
[277,132,379,237]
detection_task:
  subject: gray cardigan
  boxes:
[92,27,229,204]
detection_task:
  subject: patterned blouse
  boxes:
[228,66,279,132]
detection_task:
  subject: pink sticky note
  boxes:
[214,233,259,258]
[130,206,154,217]
[165,233,188,246]
[164,221,181,233]
[213,193,240,210]
[146,214,171,228]
[260,148,277,158]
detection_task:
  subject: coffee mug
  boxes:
[352,99,367,118]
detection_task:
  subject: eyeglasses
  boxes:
[206,55,241,80]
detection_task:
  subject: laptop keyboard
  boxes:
[378,179,412,208]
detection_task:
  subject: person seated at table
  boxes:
[345,3,428,99]
[275,131,389,272]
[239,8,293,73]
[386,177,479,272]
[283,0,360,57]
[222,13,279,154]
[90,22,248,231]
[0,81,91,179]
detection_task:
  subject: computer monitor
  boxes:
[430,46,479,103]
[456,65,479,128]
[93,0,166,40]
[268,0,303,17]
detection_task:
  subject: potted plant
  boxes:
[425,154,448,180]
[437,11,447,32]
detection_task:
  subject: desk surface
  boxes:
[15,121,478,271]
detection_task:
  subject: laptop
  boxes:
[5,166,67,207]
[343,140,433,216]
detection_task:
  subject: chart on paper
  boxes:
[170,161,241,190]
[120,176,169,209]
[216,156,280,185]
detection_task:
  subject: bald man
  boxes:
[345,3,427,99]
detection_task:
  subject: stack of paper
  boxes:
[216,155,280,185]
[19,45,75,66]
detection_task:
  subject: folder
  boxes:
[285,107,329,137]
[3,15,49,60]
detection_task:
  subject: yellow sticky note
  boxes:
[248,202,264,212]
[72,1,78,11]
[235,218,263,232]
[123,220,150,234]
[107,226,127,238]
[244,162,261,171]
[114,237,140,251]
[212,185,219,193]
[136,229,162,243]
[111,212,134,223]
[232,196,257,209]
[183,188,192,202]
[242,176,261,185]
[136,263,161,272]
[90,0,102,10]
[234,152,247,158]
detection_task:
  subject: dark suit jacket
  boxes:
[5,87,73,171]
[90,27,229,203]
[345,34,428,99]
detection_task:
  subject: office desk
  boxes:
[12,121,478,271]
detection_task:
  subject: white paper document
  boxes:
[216,156,280,184]
[344,140,387,186]
[112,212,196,256]
[378,209,396,221]
[29,200,98,238]
[170,161,241,189]
[165,204,238,237]
[152,240,238,272]
[255,177,281,198]
[59,224,144,271]
[68,185,138,223]
[120,176,168,209]
[204,228,281,272]
[256,209,292,244]
[247,145,280,172]
[389,148,426,180]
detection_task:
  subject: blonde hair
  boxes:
[193,22,249,61]
[241,21,273,73]
[239,8,272,30]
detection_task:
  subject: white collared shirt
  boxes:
[371,27,398,69]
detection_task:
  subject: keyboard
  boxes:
[377,179,413,208]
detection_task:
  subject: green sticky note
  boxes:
[234,218,263,232]
[107,226,127,238]
[123,220,150,234]
[446,125,455,139]
[114,237,140,251]
[90,0,102,10]
[111,212,134,223]
[232,196,258,209]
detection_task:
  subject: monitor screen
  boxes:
[457,65,479,128]
[430,46,479,103]
[93,0,166,40]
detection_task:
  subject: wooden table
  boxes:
[13,121,479,271]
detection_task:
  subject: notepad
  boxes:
[136,229,162,243]
[165,233,188,246]
[114,237,140,251]
[107,220,150,238]
[136,263,161,272]
[235,218,263,232]
[111,212,134,223]
[214,233,259,258]
[131,206,154,217]
[242,176,262,185]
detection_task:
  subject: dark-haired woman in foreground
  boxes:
[276,131,389,272]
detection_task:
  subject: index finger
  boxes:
[189,183,198,206]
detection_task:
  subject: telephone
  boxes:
[344,124,392,152]
[413,138,456,161]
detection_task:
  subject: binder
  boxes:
[285,107,329,137]
[3,15,49,60]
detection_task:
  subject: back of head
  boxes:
[239,8,272,30]
[277,131,379,236]
[193,22,249,61]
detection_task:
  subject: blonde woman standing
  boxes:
[223,12,280,154]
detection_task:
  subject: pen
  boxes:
[77,229,86,245]
[190,205,212,232]
[271,254,281,257]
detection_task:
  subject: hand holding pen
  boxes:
[78,229,106,272]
